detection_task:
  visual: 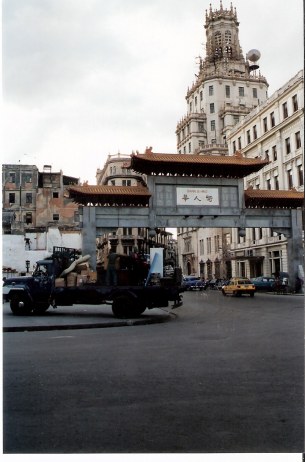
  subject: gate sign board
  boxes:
[177,187,219,206]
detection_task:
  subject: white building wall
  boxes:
[2,229,82,275]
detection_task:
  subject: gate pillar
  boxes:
[286,209,304,292]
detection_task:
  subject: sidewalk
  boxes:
[2,303,174,332]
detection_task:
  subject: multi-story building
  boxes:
[95,153,177,269]
[226,70,304,278]
[176,3,303,282]
[176,2,268,155]
[176,2,269,278]
[2,164,81,274]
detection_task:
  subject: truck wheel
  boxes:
[10,294,32,315]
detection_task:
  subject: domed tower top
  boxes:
[204,1,244,71]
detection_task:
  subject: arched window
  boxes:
[225,30,232,44]
[214,31,222,47]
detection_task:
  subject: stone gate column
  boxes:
[286,209,304,292]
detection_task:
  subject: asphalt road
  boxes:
[3,290,304,454]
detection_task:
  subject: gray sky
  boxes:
[2,0,304,184]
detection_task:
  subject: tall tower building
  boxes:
[176,2,269,278]
[176,1,268,155]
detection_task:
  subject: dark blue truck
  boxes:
[3,247,183,318]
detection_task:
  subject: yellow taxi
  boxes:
[222,277,256,297]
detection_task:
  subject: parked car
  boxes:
[250,276,275,291]
[222,277,255,297]
[182,276,206,291]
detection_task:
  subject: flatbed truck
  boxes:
[3,247,183,318]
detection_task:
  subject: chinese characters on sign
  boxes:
[176,187,219,206]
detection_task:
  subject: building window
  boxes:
[23,173,32,183]
[123,228,133,236]
[25,213,32,224]
[238,87,244,97]
[122,179,131,186]
[238,137,241,150]
[282,102,288,119]
[263,117,268,132]
[189,102,192,112]
[209,85,214,96]
[188,142,191,153]
[53,192,59,198]
[211,120,215,131]
[210,103,215,113]
[9,193,15,204]
[233,141,236,152]
[295,131,301,149]
[292,94,298,112]
[287,170,293,189]
[253,125,257,140]
[111,180,115,185]
[200,91,203,101]
[214,235,220,252]
[224,30,232,43]
[225,85,230,97]
[274,176,279,190]
[26,193,32,204]
[183,146,186,154]
[253,88,258,98]
[265,150,269,161]
[270,112,275,127]
[207,237,212,254]
[246,130,251,144]
[53,214,59,221]
[194,96,197,106]
[272,145,277,161]
[199,239,204,254]
[9,172,16,183]
[285,137,291,154]
[198,122,204,132]
[266,178,271,190]
[297,165,304,187]
[184,238,191,253]
[233,115,239,125]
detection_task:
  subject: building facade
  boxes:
[2,164,81,274]
[176,2,303,282]
[226,70,304,278]
[95,153,176,269]
[176,2,268,156]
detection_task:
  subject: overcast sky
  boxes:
[2,0,304,184]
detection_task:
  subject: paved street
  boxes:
[3,291,304,454]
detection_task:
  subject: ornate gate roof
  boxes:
[129,151,269,178]
[68,151,304,208]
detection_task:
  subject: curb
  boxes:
[3,311,174,333]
